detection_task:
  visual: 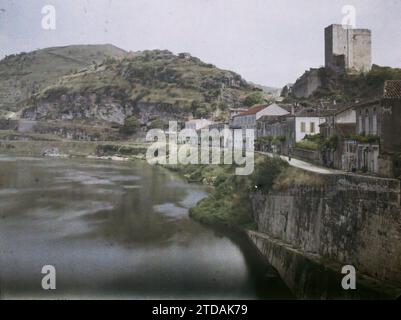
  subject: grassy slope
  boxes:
[0,44,127,112]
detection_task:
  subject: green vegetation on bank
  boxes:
[165,156,291,228]
[167,155,325,229]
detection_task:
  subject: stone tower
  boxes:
[325,24,372,73]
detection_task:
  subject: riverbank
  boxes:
[167,163,256,228]
[0,135,148,160]
[161,154,326,229]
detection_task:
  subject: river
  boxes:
[0,155,292,299]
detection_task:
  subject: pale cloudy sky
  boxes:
[0,0,400,87]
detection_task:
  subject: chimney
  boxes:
[291,105,295,115]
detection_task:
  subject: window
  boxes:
[300,122,306,133]
[372,108,377,135]
[358,115,363,134]
[310,122,315,133]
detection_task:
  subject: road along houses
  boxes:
[253,80,401,178]
[184,80,401,179]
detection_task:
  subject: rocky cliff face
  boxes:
[249,173,401,297]
[20,94,189,126]
[21,94,128,125]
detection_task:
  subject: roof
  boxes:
[186,119,211,123]
[333,104,354,115]
[352,99,381,110]
[295,107,332,117]
[383,80,401,99]
[236,104,268,117]
[276,103,299,113]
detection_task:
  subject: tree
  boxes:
[244,91,267,107]
[120,116,141,135]
[250,157,286,193]
[149,118,165,130]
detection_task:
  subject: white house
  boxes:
[231,103,290,130]
[293,108,326,142]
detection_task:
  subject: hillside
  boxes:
[18,49,258,125]
[0,44,127,115]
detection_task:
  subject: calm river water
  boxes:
[0,155,292,299]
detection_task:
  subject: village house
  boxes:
[200,122,230,148]
[185,119,213,131]
[292,108,327,141]
[232,103,290,131]
[230,103,290,151]
[255,107,327,156]
[320,105,357,170]
[349,99,381,174]
[228,108,248,126]
[256,115,291,153]
[190,122,244,151]
[351,80,401,177]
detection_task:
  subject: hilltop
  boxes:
[0,44,127,115]
[283,65,401,105]
[318,65,401,101]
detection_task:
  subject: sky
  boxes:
[0,0,400,88]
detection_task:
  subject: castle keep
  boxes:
[325,24,372,73]
[291,24,373,98]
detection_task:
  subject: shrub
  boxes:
[43,86,69,99]
[350,134,379,144]
[120,116,140,135]
[148,118,166,130]
[250,157,287,193]
[320,135,339,151]
[244,91,267,107]
[296,140,319,151]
